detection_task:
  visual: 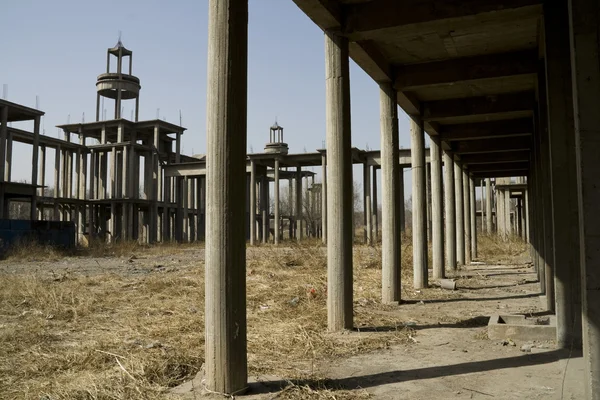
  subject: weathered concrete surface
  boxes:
[411,118,428,289]
[443,151,456,271]
[488,314,557,342]
[543,0,582,350]
[204,0,248,394]
[569,0,600,397]
[325,30,353,331]
[380,82,401,303]
[431,137,444,279]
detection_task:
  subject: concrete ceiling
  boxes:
[293,0,543,177]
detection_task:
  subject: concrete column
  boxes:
[524,188,530,243]
[454,162,465,265]
[363,162,372,245]
[497,186,505,239]
[249,161,256,245]
[444,151,456,271]
[274,159,280,245]
[372,167,378,240]
[542,0,582,349]
[325,30,353,330]
[537,60,555,310]
[321,153,327,244]
[410,118,428,288]
[480,180,485,232]
[5,132,12,182]
[295,167,303,241]
[0,106,7,184]
[262,176,268,243]
[204,0,248,394]
[470,177,477,259]
[38,145,46,219]
[399,167,405,233]
[380,81,401,303]
[463,170,471,264]
[486,178,493,234]
[568,0,600,395]
[425,162,432,242]
[431,137,444,279]
[505,191,512,237]
[30,116,40,220]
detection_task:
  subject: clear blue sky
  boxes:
[1,0,416,199]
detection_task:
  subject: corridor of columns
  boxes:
[200,0,598,399]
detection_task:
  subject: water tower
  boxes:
[264,121,289,154]
[95,38,141,121]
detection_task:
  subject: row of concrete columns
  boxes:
[248,162,323,246]
[203,0,600,396]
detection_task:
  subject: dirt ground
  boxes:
[0,239,585,399]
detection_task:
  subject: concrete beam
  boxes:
[471,170,529,178]
[423,92,535,122]
[467,162,530,173]
[459,151,530,165]
[453,136,531,154]
[439,118,533,141]
[395,50,537,90]
[344,0,541,34]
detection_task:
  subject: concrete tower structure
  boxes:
[96,38,141,121]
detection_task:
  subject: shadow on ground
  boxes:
[248,349,577,395]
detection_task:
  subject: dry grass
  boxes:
[0,232,529,399]
[0,239,413,400]
[476,234,529,264]
[3,237,201,262]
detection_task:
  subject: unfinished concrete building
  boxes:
[203,1,600,398]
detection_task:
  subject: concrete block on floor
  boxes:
[488,314,556,341]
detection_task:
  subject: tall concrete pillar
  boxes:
[204,0,248,394]
[505,191,512,237]
[321,153,327,244]
[30,116,40,220]
[537,59,555,311]
[295,167,303,241]
[325,30,353,330]
[485,178,493,234]
[497,186,505,239]
[372,167,378,240]
[380,81,401,303]
[410,118,428,288]
[261,176,268,243]
[363,162,372,245]
[399,168,405,233]
[524,188,530,243]
[274,159,280,245]
[455,162,465,265]
[425,162,432,242]
[569,0,600,395]
[463,170,471,264]
[431,137,444,279]
[444,151,456,271]
[543,0,583,349]
[249,161,256,245]
[470,177,477,259]
[0,106,7,186]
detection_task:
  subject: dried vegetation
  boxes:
[0,239,410,400]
